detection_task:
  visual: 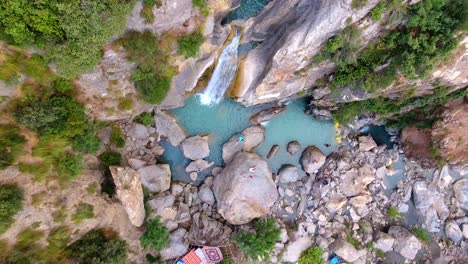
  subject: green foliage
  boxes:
[71,203,94,224]
[134,112,154,126]
[36,225,70,262]
[0,125,26,169]
[299,246,324,264]
[146,254,166,264]
[352,0,368,9]
[118,30,177,104]
[56,153,83,180]
[98,151,122,167]
[118,97,134,111]
[53,78,74,94]
[0,184,24,234]
[52,207,68,223]
[141,0,156,23]
[140,217,170,251]
[412,227,431,244]
[72,126,102,154]
[67,229,128,264]
[371,3,386,21]
[234,218,280,261]
[345,230,360,249]
[387,206,401,220]
[315,26,362,65]
[15,228,44,251]
[178,31,204,58]
[110,126,126,148]
[375,249,385,258]
[192,0,209,16]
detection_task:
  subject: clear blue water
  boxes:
[162,95,337,183]
[222,0,269,24]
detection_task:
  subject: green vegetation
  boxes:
[178,31,204,58]
[140,217,170,251]
[56,153,83,180]
[118,30,177,104]
[387,206,401,220]
[370,3,385,21]
[99,151,122,167]
[315,26,362,66]
[146,254,166,264]
[67,229,128,264]
[52,207,68,223]
[192,0,209,16]
[299,246,325,264]
[234,218,280,261]
[412,227,431,244]
[0,125,26,169]
[15,228,44,251]
[141,0,156,23]
[38,226,70,262]
[351,0,368,9]
[0,0,134,79]
[118,97,134,111]
[110,125,126,148]
[345,230,360,249]
[53,78,75,94]
[134,112,154,126]
[0,184,24,234]
[71,203,94,224]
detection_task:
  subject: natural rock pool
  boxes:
[162,95,337,183]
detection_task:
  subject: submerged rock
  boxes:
[213,152,278,225]
[267,144,280,159]
[287,141,301,155]
[222,134,244,164]
[241,125,265,151]
[154,108,187,146]
[301,146,326,174]
[137,165,171,193]
[249,106,286,124]
[388,226,421,260]
[109,167,145,227]
[181,135,210,160]
[278,165,299,183]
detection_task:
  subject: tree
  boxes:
[140,217,170,251]
[233,218,280,260]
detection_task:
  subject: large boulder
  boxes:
[301,146,326,174]
[222,134,244,164]
[330,240,361,262]
[287,141,301,155]
[453,179,468,210]
[241,125,265,151]
[198,185,215,205]
[181,135,210,160]
[137,165,171,193]
[412,181,435,210]
[358,136,377,151]
[213,152,278,225]
[160,228,189,260]
[374,231,395,252]
[339,165,375,197]
[109,167,145,227]
[445,220,463,243]
[388,226,422,260]
[278,165,300,183]
[154,108,187,146]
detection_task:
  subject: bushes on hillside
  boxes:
[299,246,325,264]
[140,217,170,251]
[67,229,128,264]
[134,112,154,126]
[234,218,280,260]
[71,203,94,224]
[0,184,23,234]
[0,125,26,169]
[178,31,204,58]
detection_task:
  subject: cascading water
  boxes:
[198,35,241,105]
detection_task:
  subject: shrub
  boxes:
[387,206,401,220]
[118,97,134,111]
[37,226,70,262]
[299,246,324,264]
[192,0,209,16]
[72,127,102,154]
[178,31,204,58]
[133,72,172,104]
[15,228,44,251]
[0,125,26,169]
[98,151,122,167]
[134,112,154,126]
[110,126,126,148]
[0,184,23,234]
[371,3,385,21]
[141,0,156,23]
[412,227,430,244]
[67,229,128,264]
[234,218,280,260]
[71,203,94,224]
[140,217,170,251]
[52,207,68,223]
[53,78,74,94]
[56,153,83,180]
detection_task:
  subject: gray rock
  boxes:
[127,123,150,140]
[453,179,468,210]
[160,228,189,260]
[241,125,265,151]
[281,236,313,263]
[301,146,326,174]
[188,213,232,245]
[412,181,434,210]
[358,136,377,151]
[213,152,278,225]
[330,240,360,262]
[287,141,301,155]
[189,172,198,182]
[462,224,468,239]
[137,165,171,193]
[185,159,214,172]
[249,106,286,124]
[388,226,421,260]
[181,135,210,160]
[445,221,463,243]
[109,167,145,227]
[147,195,177,222]
[374,232,394,252]
[127,158,147,170]
[222,134,244,164]
[267,144,280,159]
[154,108,187,146]
[278,165,299,183]
[339,166,375,197]
[198,185,215,205]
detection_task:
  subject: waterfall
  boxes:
[199,35,241,105]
